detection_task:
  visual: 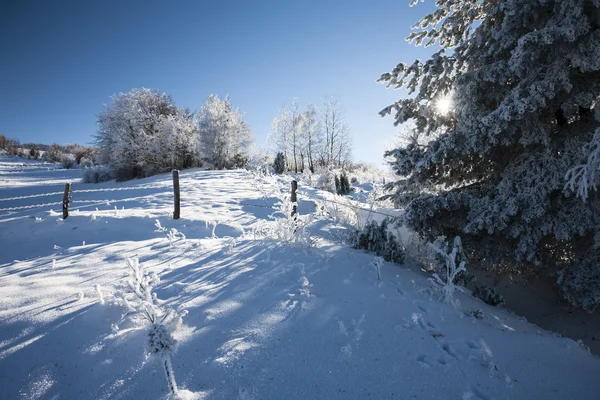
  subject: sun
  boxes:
[435,95,454,116]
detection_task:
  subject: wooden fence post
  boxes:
[172,170,180,220]
[62,183,71,220]
[291,180,298,219]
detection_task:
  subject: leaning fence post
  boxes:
[62,182,71,220]
[172,170,180,220]
[291,180,298,219]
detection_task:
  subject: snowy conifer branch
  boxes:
[564,128,600,201]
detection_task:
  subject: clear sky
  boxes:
[0,0,435,166]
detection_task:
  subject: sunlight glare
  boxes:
[435,95,453,116]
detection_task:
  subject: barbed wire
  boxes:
[0,201,63,212]
[238,202,275,209]
[0,191,64,202]
[72,185,168,193]
[298,193,400,219]
[0,184,167,203]
[71,197,151,204]
[240,193,400,219]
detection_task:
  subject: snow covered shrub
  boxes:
[60,153,76,169]
[273,152,286,174]
[269,195,315,247]
[232,153,248,168]
[245,145,271,174]
[43,143,63,163]
[114,257,186,398]
[79,157,93,168]
[315,169,336,193]
[66,144,95,165]
[252,191,314,247]
[349,218,405,264]
[348,162,389,185]
[379,0,600,310]
[82,165,114,183]
[472,285,505,307]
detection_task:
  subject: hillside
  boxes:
[0,154,599,400]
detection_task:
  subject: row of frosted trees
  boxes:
[270,96,353,173]
[95,89,252,181]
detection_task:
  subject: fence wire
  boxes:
[0,177,400,220]
[0,192,64,202]
[0,201,63,212]
[298,193,400,219]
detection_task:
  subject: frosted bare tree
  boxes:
[270,100,305,173]
[321,96,352,168]
[301,103,323,173]
[196,94,253,169]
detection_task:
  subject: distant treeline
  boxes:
[0,134,95,168]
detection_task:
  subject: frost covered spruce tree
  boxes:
[380,0,600,310]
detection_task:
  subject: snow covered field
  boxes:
[1,154,599,400]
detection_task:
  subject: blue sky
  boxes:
[0,0,435,165]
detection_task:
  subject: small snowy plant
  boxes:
[114,257,187,398]
[154,219,186,248]
[428,236,467,306]
[95,284,105,305]
[224,237,237,254]
[371,256,384,281]
[269,194,314,247]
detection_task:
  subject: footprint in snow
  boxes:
[416,354,432,368]
[462,386,491,400]
[341,344,353,358]
[417,304,429,314]
[338,320,348,336]
[343,273,354,284]
[238,387,254,400]
[337,314,366,358]
[465,339,500,378]
[437,356,449,366]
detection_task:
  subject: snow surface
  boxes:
[1,153,599,399]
